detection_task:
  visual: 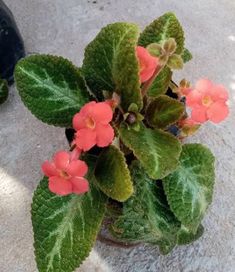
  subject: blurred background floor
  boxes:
[0,0,235,271]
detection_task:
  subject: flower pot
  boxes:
[0,0,25,83]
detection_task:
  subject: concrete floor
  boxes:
[0,0,235,271]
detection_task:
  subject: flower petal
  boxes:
[96,123,114,147]
[195,79,213,92]
[53,151,70,170]
[66,160,88,177]
[207,102,229,123]
[136,46,158,83]
[210,85,229,102]
[70,177,89,195]
[91,102,113,124]
[186,90,203,107]
[73,113,86,131]
[191,106,208,123]
[41,161,58,177]
[48,176,72,196]
[72,101,97,131]
[75,128,96,151]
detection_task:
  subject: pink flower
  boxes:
[136,46,158,83]
[73,101,114,151]
[42,151,89,196]
[186,79,229,123]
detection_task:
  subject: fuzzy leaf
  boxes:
[138,12,185,54]
[15,55,90,127]
[147,67,172,97]
[110,161,180,254]
[31,158,107,272]
[119,123,182,179]
[163,144,215,233]
[0,78,8,104]
[82,23,142,111]
[181,48,193,63]
[95,145,133,202]
[177,225,204,245]
[146,95,185,129]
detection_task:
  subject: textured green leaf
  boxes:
[177,224,204,245]
[31,159,107,272]
[181,48,193,63]
[119,122,182,179]
[0,78,8,104]
[82,22,142,111]
[95,145,133,202]
[146,95,185,129]
[15,55,90,127]
[110,161,180,254]
[138,12,185,54]
[163,144,215,233]
[147,67,172,97]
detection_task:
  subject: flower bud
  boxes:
[163,38,177,55]
[146,43,163,57]
[167,54,184,70]
[126,112,137,125]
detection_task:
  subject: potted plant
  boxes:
[14,12,229,272]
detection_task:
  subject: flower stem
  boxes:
[169,81,178,93]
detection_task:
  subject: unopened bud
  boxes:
[167,54,184,70]
[147,43,163,57]
[179,79,191,89]
[163,38,177,55]
[159,54,169,66]
[126,112,137,125]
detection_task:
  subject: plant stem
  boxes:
[169,81,179,93]
[141,64,164,97]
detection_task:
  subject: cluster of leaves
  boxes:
[14,12,215,272]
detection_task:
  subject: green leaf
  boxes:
[163,144,215,233]
[146,95,185,129]
[147,67,172,97]
[82,23,142,111]
[0,78,8,104]
[177,224,204,245]
[95,145,133,202]
[138,12,185,54]
[15,54,90,127]
[31,159,107,272]
[181,48,193,63]
[119,122,182,179]
[110,161,180,254]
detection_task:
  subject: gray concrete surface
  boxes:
[0,0,235,271]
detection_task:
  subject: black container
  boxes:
[0,0,25,83]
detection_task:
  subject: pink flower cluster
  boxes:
[41,46,229,196]
[42,101,115,196]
